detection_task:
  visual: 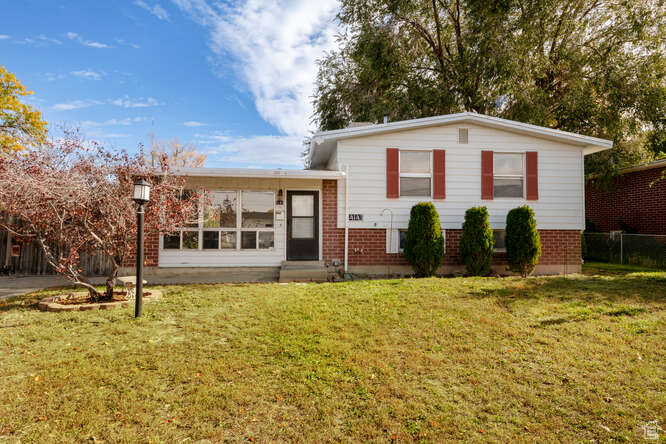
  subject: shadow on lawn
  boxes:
[0,293,45,313]
[469,272,666,305]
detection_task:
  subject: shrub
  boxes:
[460,206,494,276]
[581,231,587,260]
[505,205,541,277]
[403,202,445,277]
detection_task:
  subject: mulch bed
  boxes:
[55,291,152,305]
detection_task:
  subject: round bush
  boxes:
[403,202,445,277]
[460,206,494,276]
[505,205,541,277]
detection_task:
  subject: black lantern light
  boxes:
[133,178,151,317]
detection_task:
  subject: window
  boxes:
[396,228,445,253]
[203,191,237,228]
[163,233,180,249]
[162,190,275,251]
[400,151,431,197]
[493,230,506,252]
[494,153,524,198]
[399,230,408,252]
[241,191,274,249]
[182,231,199,249]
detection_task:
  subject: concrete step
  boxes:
[280,260,325,270]
[279,261,328,283]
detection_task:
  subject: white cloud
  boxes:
[17,34,62,46]
[52,96,162,111]
[135,0,170,21]
[79,117,146,127]
[115,38,141,49]
[71,69,104,81]
[197,133,305,167]
[52,99,103,111]
[66,32,110,49]
[0,35,9,40]
[111,96,162,108]
[45,72,66,82]
[184,120,205,127]
[173,0,340,137]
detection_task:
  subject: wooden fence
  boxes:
[0,227,114,276]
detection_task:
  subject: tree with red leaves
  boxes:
[0,131,199,300]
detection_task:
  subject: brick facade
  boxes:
[122,231,159,268]
[585,165,666,235]
[322,180,581,268]
[139,179,583,272]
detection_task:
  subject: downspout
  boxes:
[344,165,349,274]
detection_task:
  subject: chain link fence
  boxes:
[584,232,666,269]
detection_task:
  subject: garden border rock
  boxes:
[38,289,163,312]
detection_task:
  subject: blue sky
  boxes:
[1,0,340,168]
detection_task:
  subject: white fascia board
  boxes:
[174,168,345,179]
[309,112,614,165]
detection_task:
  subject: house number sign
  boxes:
[348,214,363,221]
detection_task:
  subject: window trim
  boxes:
[399,150,432,198]
[161,189,276,252]
[398,229,408,253]
[493,152,526,200]
[396,228,445,254]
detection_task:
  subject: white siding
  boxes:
[336,123,585,231]
[159,177,322,267]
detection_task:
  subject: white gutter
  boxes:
[174,167,345,180]
[344,164,349,274]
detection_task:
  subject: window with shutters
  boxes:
[494,153,524,198]
[399,150,431,197]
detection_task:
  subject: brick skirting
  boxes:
[322,180,581,268]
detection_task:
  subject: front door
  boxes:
[287,191,319,260]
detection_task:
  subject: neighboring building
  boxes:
[125,112,612,279]
[586,158,666,235]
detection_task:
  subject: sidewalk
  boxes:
[0,275,104,300]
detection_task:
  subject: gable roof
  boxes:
[308,112,613,169]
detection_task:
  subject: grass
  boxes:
[0,264,664,443]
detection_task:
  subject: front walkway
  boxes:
[0,275,108,300]
[0,276,68,300]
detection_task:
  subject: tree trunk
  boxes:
[104,261,119,301]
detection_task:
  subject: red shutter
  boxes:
[433,149,446,199]
[386,148,399,198]
[481,150,494,200]
[526,151,538,200]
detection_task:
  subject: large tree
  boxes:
[148,133,207,168]
[312,0,666,174]
[0,66,48,153]
[0,132,199,300]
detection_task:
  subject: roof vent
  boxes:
[458,128,469,144]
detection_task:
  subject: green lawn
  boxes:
[1,264,664,443]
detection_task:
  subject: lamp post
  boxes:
[132,179,151,318]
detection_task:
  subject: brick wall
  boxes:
[121,231,159,268]
[322,180,581,267]
[586,166,666,235]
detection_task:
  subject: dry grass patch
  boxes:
[0,264,664,442]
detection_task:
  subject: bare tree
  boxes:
[0,131,200,300]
